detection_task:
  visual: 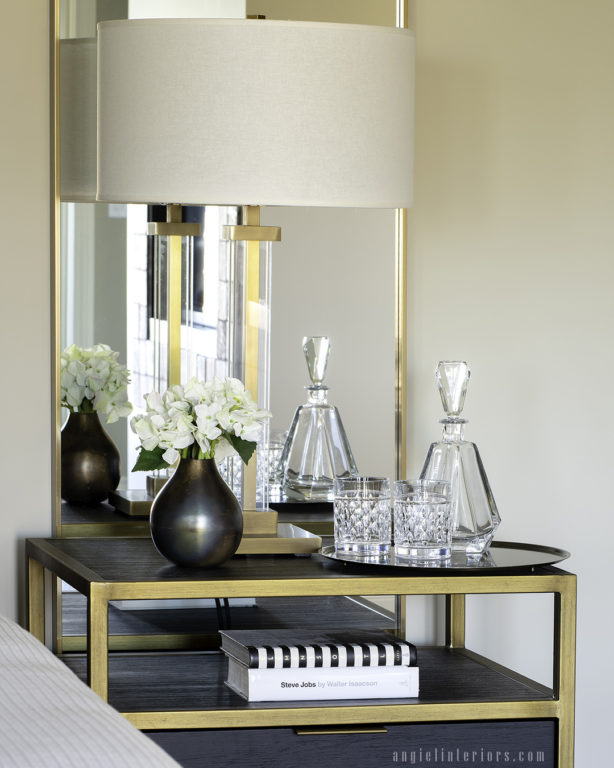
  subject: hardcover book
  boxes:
[225,655,420,702]
[219,629,417,669]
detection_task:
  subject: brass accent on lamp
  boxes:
[145,204,202,390]
[96,18,415,549]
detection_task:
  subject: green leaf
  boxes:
[226,435,257,466]
[132,446,168,472]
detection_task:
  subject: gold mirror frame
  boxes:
[50,0,408,536]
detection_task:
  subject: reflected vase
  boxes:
[61,412,120,505]
[150,458,243,568]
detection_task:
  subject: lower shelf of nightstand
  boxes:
[61,593,395,652]
[60,646,554,730]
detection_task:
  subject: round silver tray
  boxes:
[318,541,570,572]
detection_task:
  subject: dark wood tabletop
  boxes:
[26,536,571,598]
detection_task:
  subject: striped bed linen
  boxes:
[0,614,179,767]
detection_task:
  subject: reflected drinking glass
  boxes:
[258,431,287,504]
[393,480,452,561]
[334,476,391,556]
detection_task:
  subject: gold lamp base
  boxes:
[107,489,318,554]
[110,489,276,531]
[237,523,321,555]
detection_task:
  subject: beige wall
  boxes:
[408,1,614,763]
[0,0,52,621]
[246,0,394,25]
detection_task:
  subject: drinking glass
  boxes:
[393,480,452,561]
[334,476,391,556]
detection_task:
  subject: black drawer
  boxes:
[148,719,556,768]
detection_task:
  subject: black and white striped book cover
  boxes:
[219,629,417,670]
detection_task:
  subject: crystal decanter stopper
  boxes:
[279,336,358,501]
[420,361,500,555]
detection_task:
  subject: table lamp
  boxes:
[96,18,414,537]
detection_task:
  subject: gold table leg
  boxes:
[555,576,577,768]
[445,593,466,649]
[394,595,407,638]
[27,557,45,643]
[52,577,63,654]
[87,584,110,702]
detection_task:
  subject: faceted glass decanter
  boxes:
[420,361,500,555]
[280,336,358,501]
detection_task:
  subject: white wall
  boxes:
[408,1,614,764]
[0,0,52,621]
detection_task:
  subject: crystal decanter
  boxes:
[420,361,500,555]
[280,336,358,501]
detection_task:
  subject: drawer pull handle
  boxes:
[294,726,388,736]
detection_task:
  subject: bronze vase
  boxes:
[61,412,120,504]
[150,457,243,568]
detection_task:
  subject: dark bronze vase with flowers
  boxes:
[61,412,120,504]
[132,375,269,568]
[150,457,243,568]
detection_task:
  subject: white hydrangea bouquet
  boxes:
[131,376,270,472]
[61,343,133,423]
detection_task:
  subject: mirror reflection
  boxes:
[58,0,397,516]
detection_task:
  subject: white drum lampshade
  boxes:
[96,18,414,208]
[60,38,97,202]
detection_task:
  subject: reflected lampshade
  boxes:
[60,38,97,202]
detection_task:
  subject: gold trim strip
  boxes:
[51,0,61,536]
[124,699,560,731]
[394,208,407,481]
[222,224,281,242]
[98,572,573,601]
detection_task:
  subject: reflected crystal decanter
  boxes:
[420,361,500,555]
[280,336,358,501]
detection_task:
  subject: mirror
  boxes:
[55,0,404,524]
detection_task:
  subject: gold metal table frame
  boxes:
[26,538,576,767]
